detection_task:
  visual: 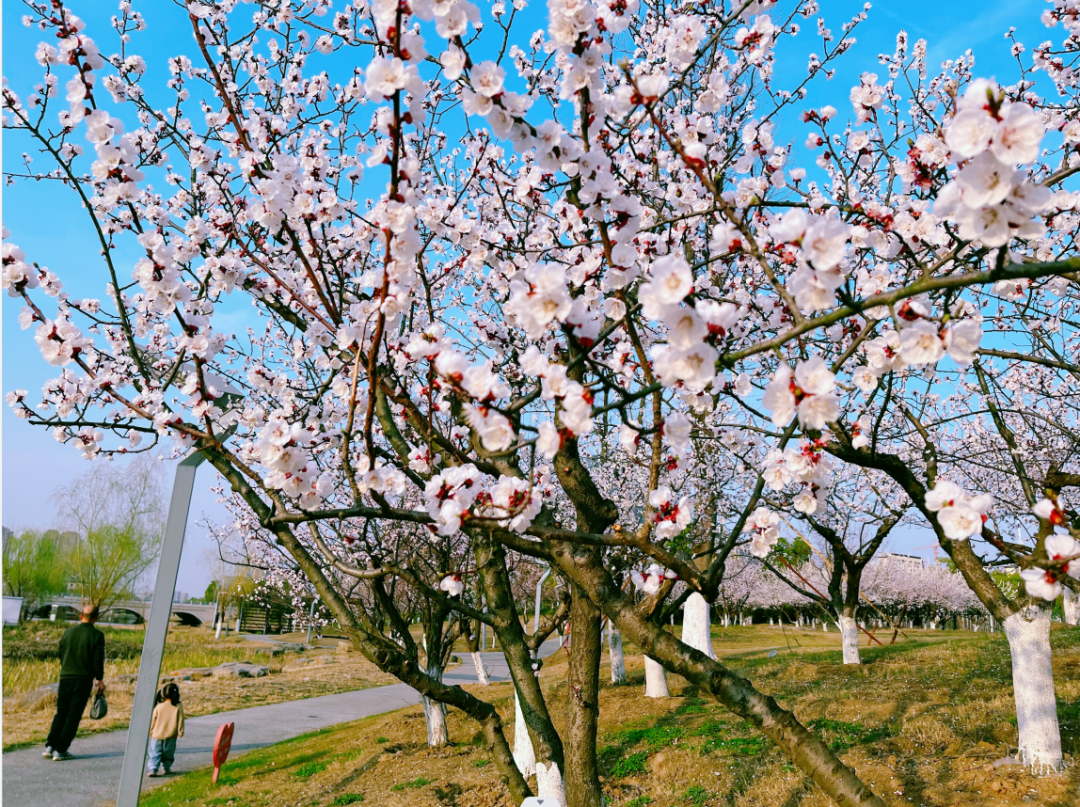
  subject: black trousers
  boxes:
[46,677,94,753]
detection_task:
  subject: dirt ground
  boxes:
[137,624,1080,807]
[2,626,399,750]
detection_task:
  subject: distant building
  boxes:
[174,591,190,604]
[877,553,923,571]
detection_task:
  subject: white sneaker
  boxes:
[51,751,74,761]
[43,746,53,758]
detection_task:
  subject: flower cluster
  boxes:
[924,480,992,540]
[256,418,336,511]
[483,476,542,533]
[935,80,1052,247]
[762,440,832,515]
[762,357,838,431]
[1023,498,1080,600]
[424,464,485,536]
[630,563,677,595]
[648,485,693,540]
[744,507,781,558]
[520,346,594,440]
[771,211,852,314]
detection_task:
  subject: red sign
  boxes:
[212,722,235,785]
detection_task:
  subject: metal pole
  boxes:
[533,567,551,634]
[116,451,205,807]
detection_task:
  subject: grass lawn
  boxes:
[2,623,398,751]
[135,624,1080,807]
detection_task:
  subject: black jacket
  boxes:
[58,622,105,680]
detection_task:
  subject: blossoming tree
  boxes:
[8,0,1080,802]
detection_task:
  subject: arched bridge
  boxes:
[36,596,217,627]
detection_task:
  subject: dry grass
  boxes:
[136,624,1080,807]
[2,623,398,750]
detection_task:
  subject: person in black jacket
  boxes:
[44,604,106,761]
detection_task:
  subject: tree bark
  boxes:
[1063,588,1079,626]
[839,614,860,665]
[608,620,626,684]
[513,688,536,778]
[682,592,716,659]
[644,655,669,698]
[545,544,886,807]
[422,666,450,747]
[475,538,566,783]
[1003,608,1063,772]
[566,581,603,807]
[471,651,491,684]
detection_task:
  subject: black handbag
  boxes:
[89,693,108,720]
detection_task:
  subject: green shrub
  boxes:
[611,751,649,777]
[806,718,893,753]
[293,761,328,779]
[683,785,711,807]
[330,795,365,805]
[610,725,685,749]
[699,736,767,756]
[390,777,431,791]
[673,698,708,716]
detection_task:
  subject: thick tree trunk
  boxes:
[1003,608,1063,772]
[566,582,603,807]
[608,620,626,684]
[839,615,860,665]
[543,539,886,807]
[423,662,449,747]
[682,592,716,659]
[644,655,669,698]
[513,689,536,777]
[1063,588,1079,626]
[474,534,568,804]
[471,651,491,684]
[537,761,568,806]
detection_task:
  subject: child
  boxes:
[147,683,184,777]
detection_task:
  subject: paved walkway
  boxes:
[2,639,561,807]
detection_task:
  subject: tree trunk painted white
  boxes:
[536,760,568,806]
[822,620,828,632]
[1003,608,1062,772]
[683,592,716,659]
[422,663,449,747]
[644,655,669,698]
[512,689,536,777]
[608,622,626,684]
[1064,588,1079,626]
[838,616,860,665]
[471,651,490,684]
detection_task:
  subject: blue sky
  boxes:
[1,0,1053,592]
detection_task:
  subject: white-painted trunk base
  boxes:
[422,697,448,747]
[471,652,490,685]
[1004,609,1063,773]
[644,655,669,698]
[512,690,536,777]
[839,616,860,665]
[683,593,716,659]
[536,761,567,806]
[608,623,626,684]
[423,663,448,747]
[1063,588,1079,627]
